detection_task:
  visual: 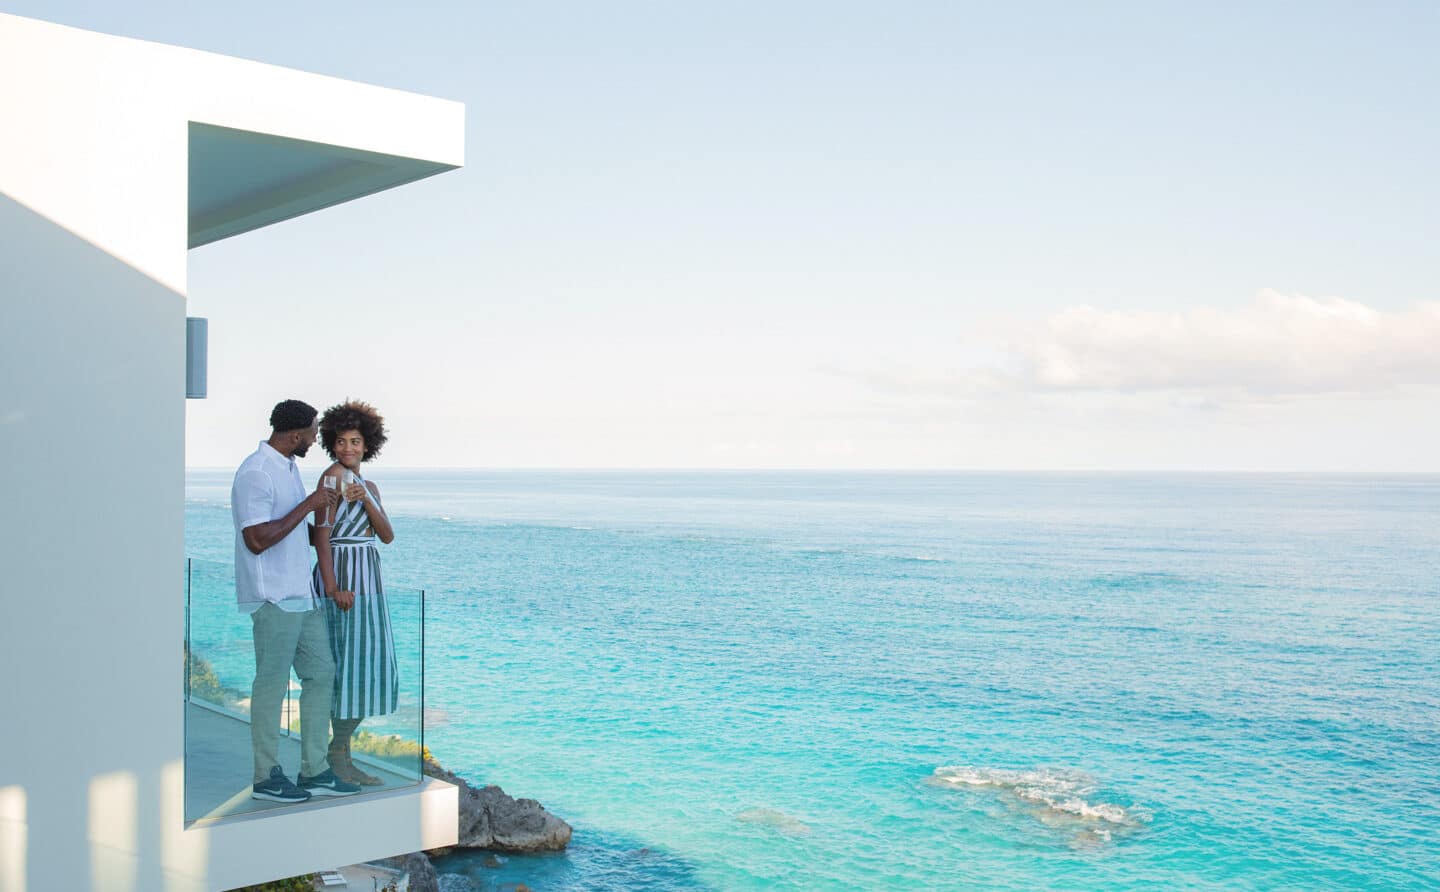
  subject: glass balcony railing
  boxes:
[184,556,425,824]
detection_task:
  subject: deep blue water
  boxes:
[186,471,1440,890]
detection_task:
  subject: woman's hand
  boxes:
[342,482,367,502]
[328,589,355,611]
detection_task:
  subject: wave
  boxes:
[791,546,950,564]
[928,766,1148,839]
[436,874,478,892]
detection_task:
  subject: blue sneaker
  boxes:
[298,767,361,797]
[253,766,311,802]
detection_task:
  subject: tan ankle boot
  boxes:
[335,737,384,786]
[327,741,362,783]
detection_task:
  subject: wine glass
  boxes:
[322,475,339,526]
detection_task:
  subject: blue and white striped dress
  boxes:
[313,474,398,719]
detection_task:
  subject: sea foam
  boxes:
[436,874,478,892]
[928,766,1148,835]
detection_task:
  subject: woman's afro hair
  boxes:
[319,399,387,462]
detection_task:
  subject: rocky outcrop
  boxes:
[424,759,573,853]
[399,852,440,892]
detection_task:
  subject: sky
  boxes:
[13,1,1440,470]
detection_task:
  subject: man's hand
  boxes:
[244,484,334,555]
[305,484,340,512]
[328,589,355,611]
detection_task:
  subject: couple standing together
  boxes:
[231,398,398,802]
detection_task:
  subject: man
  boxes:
[231,399,360,802]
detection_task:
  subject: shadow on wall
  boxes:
[0,190,199,892]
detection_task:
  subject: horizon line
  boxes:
[183,465,1440,475]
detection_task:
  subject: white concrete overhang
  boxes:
[188,122,457,247]
[1,12,466,289]
[177,31,465,251]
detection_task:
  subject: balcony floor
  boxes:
[186,700,421,825]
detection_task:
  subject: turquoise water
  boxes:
[186,471,1440,891]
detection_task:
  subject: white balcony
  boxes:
[0,13,464,890]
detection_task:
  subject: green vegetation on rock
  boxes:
[353,728,431,763]
[185,646,235,705]
[285,718,432,764]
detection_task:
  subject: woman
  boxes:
[311,399,397,786]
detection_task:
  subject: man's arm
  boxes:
[242,486,334,555]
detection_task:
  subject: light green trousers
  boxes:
[250,602,334,782]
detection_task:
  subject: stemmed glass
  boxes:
[322,474,339,527]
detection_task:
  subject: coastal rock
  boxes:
[425,759,573,853]
[399,851,440,892]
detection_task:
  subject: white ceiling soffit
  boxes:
[188,122,457,248]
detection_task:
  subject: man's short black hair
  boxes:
[269,399,318,433]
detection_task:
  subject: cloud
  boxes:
[857,291,1440,403]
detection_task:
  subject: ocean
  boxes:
[185,470,1440,891]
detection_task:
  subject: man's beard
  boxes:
[293,442,310,458]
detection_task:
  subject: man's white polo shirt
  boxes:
[231,441,317,614]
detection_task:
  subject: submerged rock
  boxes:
[425,758,573,853]
[927,764,1149,846]
[735,807,812,836]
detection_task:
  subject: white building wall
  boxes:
[0,16,189,892]
[0,14,460,892]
